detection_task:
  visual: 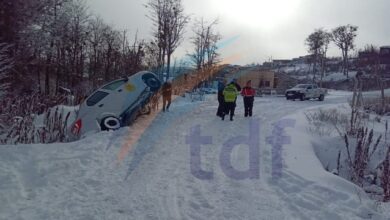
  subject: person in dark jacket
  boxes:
[231,78,241,92]
[241,80,256,117]
[161,79,172,112]
[231,78,241,108]
[216,80,226,117]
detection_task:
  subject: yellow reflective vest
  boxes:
[223,84,238,103]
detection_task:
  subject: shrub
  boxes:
[363,96,390,115]
[344,128,382,186]
[381,146,390,202]
[305,108,349,137]
[0,93,72,144]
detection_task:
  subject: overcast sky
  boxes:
[86,0,390,65]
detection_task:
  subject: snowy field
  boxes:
[322,71,357,82]
[278,63,359,83]
[1,91,389,219]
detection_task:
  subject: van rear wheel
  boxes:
[318,94,325,101]
[101,116,121,131]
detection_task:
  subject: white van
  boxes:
[70,71,161,138]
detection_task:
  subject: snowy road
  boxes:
[0,91,387,219]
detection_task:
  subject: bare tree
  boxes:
[189,18,221,70]
[86,16,105,86]
[0,43,13,97]
[0,0,40,45]
[331,24,358,78]
[1,0,150,99]
[305,28,331,85]
[64,0,89,89]
[143,40,161,70]
[146,0,189,79]
[382,145,390,202]
[350,71,364,134]
[32,0,73,94]
[121,31,145,75]
[319,32,331,87]
[0,0,50,92]
[358,45,386,115]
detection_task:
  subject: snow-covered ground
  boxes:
[278,63,358,83]
[33,105,79,129]
[279,64,311,74]
[322,71,357,82]
[288,71,357,83]
[1,91,389,219]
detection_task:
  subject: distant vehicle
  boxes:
[285,84,326,101]
[70,71,161,138]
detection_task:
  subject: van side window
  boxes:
[86,91,109,106]
[102,80,126,90]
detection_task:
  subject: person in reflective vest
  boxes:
[222,82,238,121]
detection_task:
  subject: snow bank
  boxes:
[280,108,386,219]
[279,64,311,74]
[34,105,78,129]
[322,71,357,82]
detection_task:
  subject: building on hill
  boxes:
[380,46,390,65]
[263,59,293,68]
[221,66,277,90]
[291,55,313,65]
[324,57,343,72]
[358,46,390,66]
[358,50,378,66]
[357,46,390,77]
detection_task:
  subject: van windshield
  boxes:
[86,91,109,106]
[294,84,309,88]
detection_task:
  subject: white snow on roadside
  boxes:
[33,105,79,129]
